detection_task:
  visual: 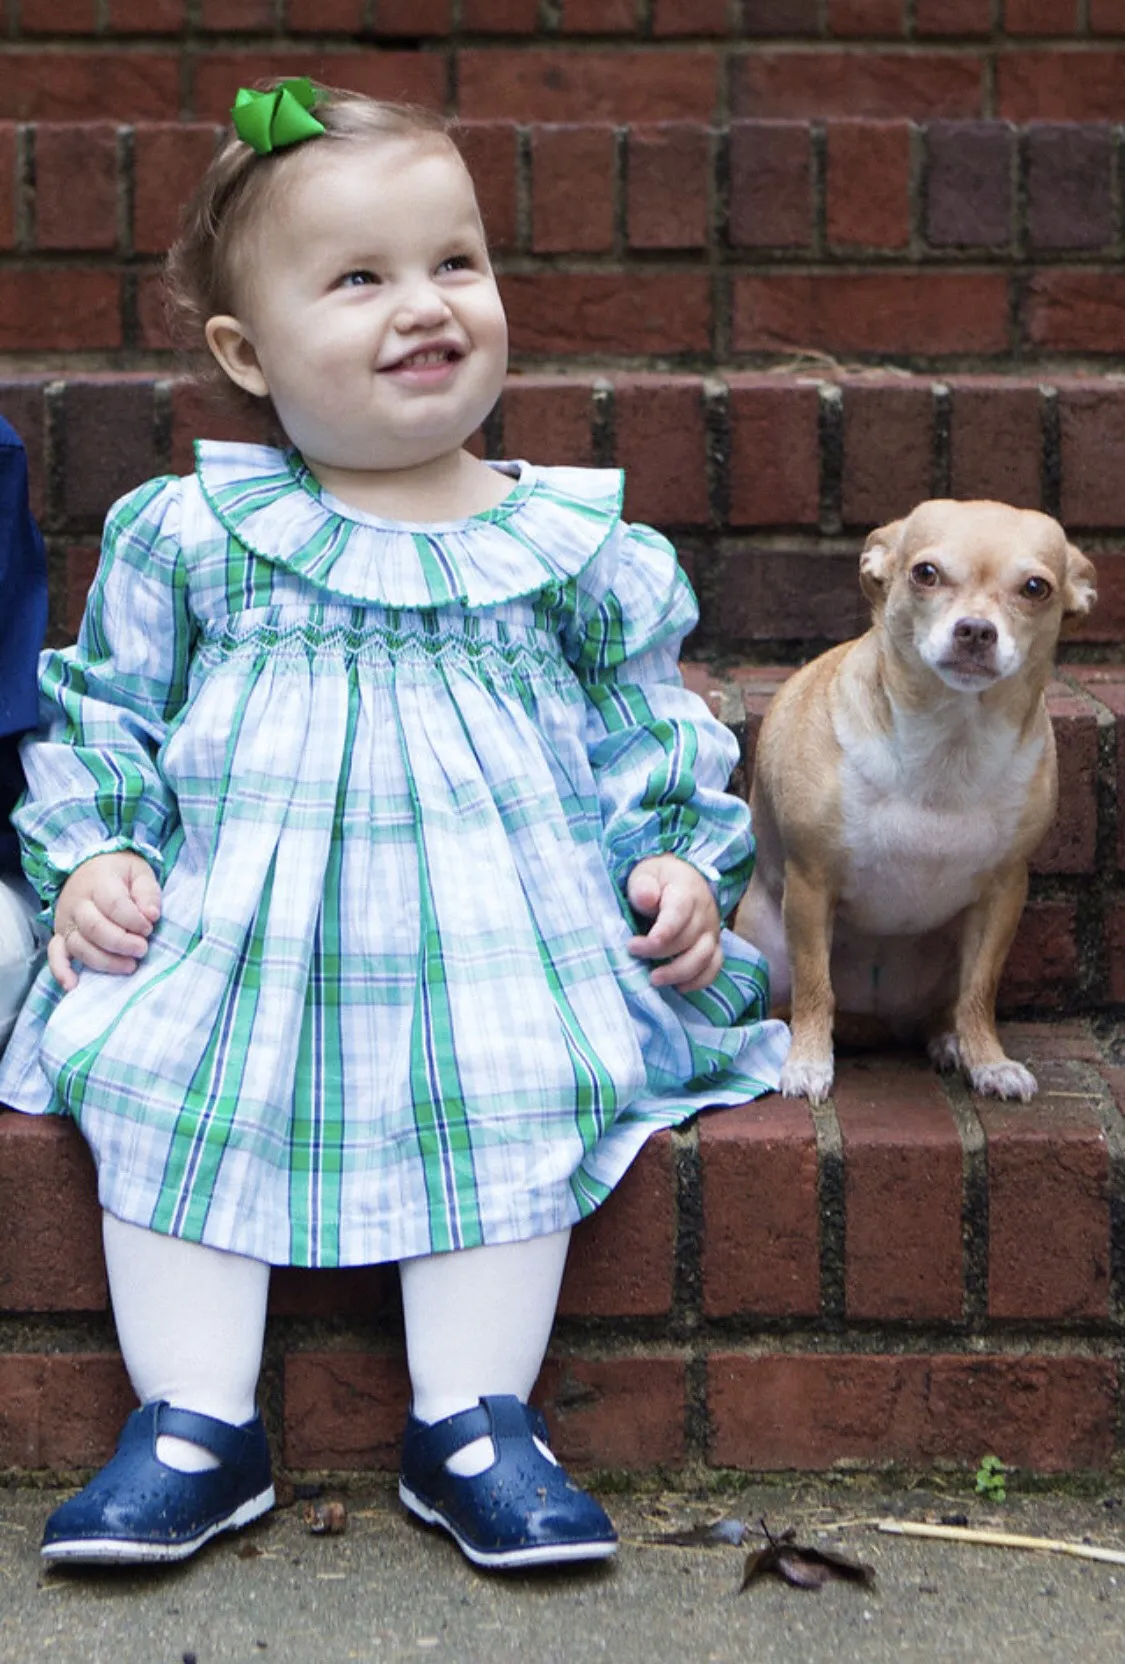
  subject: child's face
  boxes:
[205,136,509,478]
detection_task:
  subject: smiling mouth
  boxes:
[383,347,462,372]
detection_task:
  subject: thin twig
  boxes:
[877,1519,1125,1567]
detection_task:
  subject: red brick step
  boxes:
[2,1018,1121,1478]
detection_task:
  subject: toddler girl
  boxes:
[0,79,787,1572]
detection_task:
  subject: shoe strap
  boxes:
[411,1394,547,1476]
[153,1402,259,1467]
[481,1394,548,1443]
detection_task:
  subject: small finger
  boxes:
[128,864,163,923]
[66,937,144,977]
[650,889,701,946]
[679,946,724,992]
[47,933,79,991]
[688,940,725,990]
[625,869,662,920]
[629,899,701,959]
[71,898,150,960]
[648,933,721,989]
[88,882,155,937]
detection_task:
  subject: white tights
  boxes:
[101,1213,570,1477]
[400,1230,570,1474]
[102,1215,270,1473]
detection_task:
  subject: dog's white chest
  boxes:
[833,711,1044,934]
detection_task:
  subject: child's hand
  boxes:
[48,852,163,991]
[626,854,723,991]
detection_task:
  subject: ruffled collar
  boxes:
[194,442,624,609]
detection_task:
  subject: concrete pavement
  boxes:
[3,1475,1125,1663]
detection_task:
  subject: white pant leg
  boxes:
[0,872,42,1048]
[399,1228,571,1474]
[102,1212,271,1471]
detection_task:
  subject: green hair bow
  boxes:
[231,78,326,155]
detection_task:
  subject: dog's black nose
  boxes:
[952,616,998,648]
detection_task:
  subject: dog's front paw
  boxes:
[968,1059,1038,1102]
[779,1056,834,1105]
[927,1032,962,1073]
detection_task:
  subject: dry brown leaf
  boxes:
[740,1520,875,1593]
[302,1499,348,1536]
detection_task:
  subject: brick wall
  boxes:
[6,111,1125,361]
[4,16,1125,526]
[2,10,1125,369]
[9,370,1125,651]
[4,112,1125,361]
[5,12,1125,680]
[3,4,1125,121]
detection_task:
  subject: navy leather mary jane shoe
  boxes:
[399,1393,617,1570]
[41,1400,275,1566]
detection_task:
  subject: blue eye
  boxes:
[437,254,473,274]
[340,270,378,288]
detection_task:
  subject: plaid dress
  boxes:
[0,443,788,1267]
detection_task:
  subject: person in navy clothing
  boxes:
[0,414,48,1043]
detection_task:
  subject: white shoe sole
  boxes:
[40,1484,276,1566]
[398,1479,617,1570]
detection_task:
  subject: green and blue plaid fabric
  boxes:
[0,447,787,1266]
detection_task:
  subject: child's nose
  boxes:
[394,280,453,331]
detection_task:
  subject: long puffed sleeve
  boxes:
[15,475,193,911]
[560,520,754,919]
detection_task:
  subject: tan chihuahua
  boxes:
[735,499,1096,1104]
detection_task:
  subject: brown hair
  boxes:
[164,84,455,419]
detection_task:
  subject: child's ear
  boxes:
[204,315,270,399]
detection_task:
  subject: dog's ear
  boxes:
[859,519,904,607]
[1061,543,1097,619]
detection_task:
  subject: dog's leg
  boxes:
[926,1024,963,1075]
[779,861,837,1104]
[941,864,1037,1102]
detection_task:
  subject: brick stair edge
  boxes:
[8,370,1125,548]
[2,1023,1124,1476]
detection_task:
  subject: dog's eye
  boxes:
[1021,576,1053,601]
[910,562,941,588]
